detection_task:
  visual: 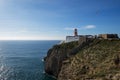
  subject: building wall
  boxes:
[66,36,80,43]
[78,36,94,45]
[66,35,94,43]
[98,34,119,39]
[78,37,87,45]
[98,34,107,39]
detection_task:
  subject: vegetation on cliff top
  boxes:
[53,41,78,49]
[58,39,120,80]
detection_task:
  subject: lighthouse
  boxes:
[66,28,79,42]
[66,28,94,43]
[74,28,78,36]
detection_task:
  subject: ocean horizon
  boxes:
[0,40,60,80]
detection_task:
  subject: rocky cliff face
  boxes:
[44,41,79,77]
[45,39,120,80]
[58,39,120,80]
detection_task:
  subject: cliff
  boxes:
[45,39,120,80]
[44,41,79,77]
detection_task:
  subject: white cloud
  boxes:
[64,25,96,30]
[83,25,96,29]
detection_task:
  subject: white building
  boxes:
[66,36,80,43]
[66,28,79,43]
[66,28,94,43]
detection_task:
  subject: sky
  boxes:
[0,0,120,40]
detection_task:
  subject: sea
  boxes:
[0,40,60,80]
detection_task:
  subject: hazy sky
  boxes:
[0,0,120,40]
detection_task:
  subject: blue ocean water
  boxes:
[0,40,59,80]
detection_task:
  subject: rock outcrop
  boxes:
[45,39,120,80]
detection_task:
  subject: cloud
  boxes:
[64,25,96,30]
[83,25,96,29]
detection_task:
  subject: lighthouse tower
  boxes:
[74,28,78,36]
[66,28,79,43]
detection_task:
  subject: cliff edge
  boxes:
[44,41,79,77]
[45,39,120,80]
